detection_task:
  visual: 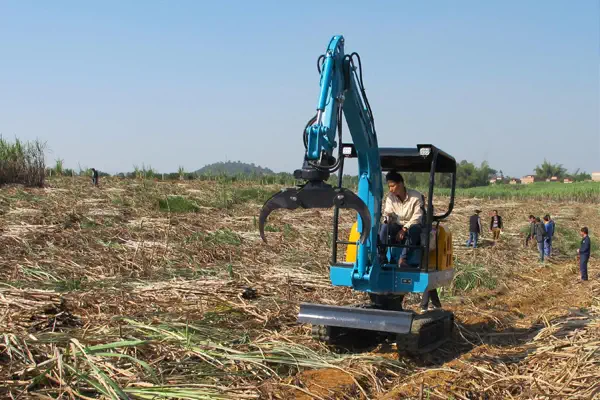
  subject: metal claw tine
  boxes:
[258,189,300,243]
[334,188,371,244]
[258,184,371,245]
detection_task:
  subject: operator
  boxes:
[379,171,424,267]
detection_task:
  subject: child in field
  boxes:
[577,227,591,282]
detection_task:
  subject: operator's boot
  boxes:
[377,244,390,265]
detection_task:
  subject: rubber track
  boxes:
[397,309,454,355]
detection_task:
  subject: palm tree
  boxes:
[534,160,566,180]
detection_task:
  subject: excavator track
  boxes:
[310,324,383,349]
[309,307,454,355]
[396,309,454,355]
[311,325,341,345]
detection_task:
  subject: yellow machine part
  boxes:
[430,225,454,270]
[345,222,453,270]
[345,222,360,263]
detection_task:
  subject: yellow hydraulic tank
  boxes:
[345,222,453,270]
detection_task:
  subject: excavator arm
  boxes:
[259,35,382,275]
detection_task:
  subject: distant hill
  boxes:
[195,161,274,176]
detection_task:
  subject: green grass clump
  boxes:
[553,226,600,257]
[451,261,497,293]
[184,229,241,246]
[184,232,204,243]
[283,223,298,240]
[232,187,273,204]
[11,190,42,202]
[553,226,581,255]
[204,229,241,246]
[158,195,200,213]
[81,220,99,229]
[203,185,274,209]
[111,196,131,207]
[55,277,87,292]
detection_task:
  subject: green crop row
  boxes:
[428,181,600,203]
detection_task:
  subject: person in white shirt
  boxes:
[378,171,424,267]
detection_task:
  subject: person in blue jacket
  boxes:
[543,214,555,258]
[577,227,591,282]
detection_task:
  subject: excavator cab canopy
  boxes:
[379,144,456,222]
[379,144,456,175]
[340,143,457,222]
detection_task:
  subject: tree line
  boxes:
[0,137,595,188]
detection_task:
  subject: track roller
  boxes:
[311,324,381,349]
[311,325,341,344]
[396,309,454,356]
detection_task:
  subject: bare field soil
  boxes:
[1,177,599,399]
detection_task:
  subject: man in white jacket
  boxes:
[378,171,424,267]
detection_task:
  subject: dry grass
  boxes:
[1,176,598,399]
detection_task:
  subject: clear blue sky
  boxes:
[1,0,598,177]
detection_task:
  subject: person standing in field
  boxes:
[91,168,99,187]
[577,227,591,282]
[466,209,482,248]
[525,215,536,247]
[547,214,555,230]
[543,214,555,258]
[489,210,503,244]
[534,217,547,263]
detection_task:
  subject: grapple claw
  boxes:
[258,188,301,243]
[258,181,371,244]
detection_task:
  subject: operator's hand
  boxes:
[397,227,407,241]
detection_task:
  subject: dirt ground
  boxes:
[1,177,598,399]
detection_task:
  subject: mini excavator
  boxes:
[259,35,457,355]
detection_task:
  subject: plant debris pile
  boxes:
[1,177,598,399]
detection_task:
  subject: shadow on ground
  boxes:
[319,304,596,368]
[316,318,542,366]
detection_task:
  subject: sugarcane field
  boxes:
[2,2,599,399]
[1,172,598,399]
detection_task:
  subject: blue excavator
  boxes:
[259,35,457,355]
